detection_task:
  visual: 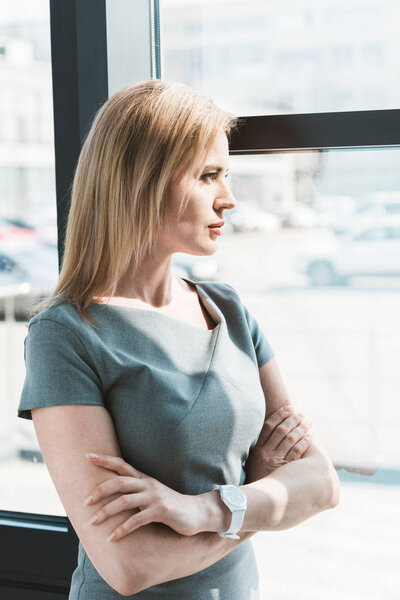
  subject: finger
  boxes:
[285,434,313,461]
[83,476,144,506]
[107,508,157,542]
[258,451,289,470]
[260,408,306,447]
[88,492,148,526]
[263,414,308,450]
[256,406,295,447]
[85,453,145,478]
[273,421,312,456]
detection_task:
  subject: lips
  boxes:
[208,221,225,228]
[209,225,224,236]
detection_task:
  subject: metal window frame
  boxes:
[2,0,398,596]
[0,511,78,596]
[229,109,400,153]
[0,1,160,597]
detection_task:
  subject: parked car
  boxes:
[281,204,319,229]
[296,216,400,286]
[353,193,400,230]
[312,195,356,234]
[0,244,59,319]
[0,218,36,244]
[358,191,400,214]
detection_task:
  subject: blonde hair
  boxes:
[30,79,238,327]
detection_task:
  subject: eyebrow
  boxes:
[202,165,229,172]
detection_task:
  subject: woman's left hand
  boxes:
[83,453,204,541]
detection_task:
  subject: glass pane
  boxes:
[162,0,400,114]
[213,147,399,599]
[0,0,64,515]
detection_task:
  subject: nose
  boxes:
[214,178,236,211]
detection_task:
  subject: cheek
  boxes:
[180,196,207,224]
[165,186,210,232]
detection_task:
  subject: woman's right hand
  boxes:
[244,405,313,484]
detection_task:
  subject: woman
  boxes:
[18,79,339,599]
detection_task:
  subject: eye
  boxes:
[201,172,218,181]
[201,172,229,182]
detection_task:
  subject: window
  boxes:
[1,1,399,597]
[162,0,400,114]
[162,3,400,599]
[0,0,61,517]
[1,1,160,596]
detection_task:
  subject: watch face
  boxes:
[224,486,246,507]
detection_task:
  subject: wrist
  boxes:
[196,490,232,533]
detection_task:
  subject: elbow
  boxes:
[119,585,143,597]
[112,578,143,597]
[105,572,134,597]
[311,453,341,511]
[98,536,150,596]
[326,466,341,509]
[117,580,137,597]
[113,581,135,597]
[115,572,148,597]
[103,562,147,597]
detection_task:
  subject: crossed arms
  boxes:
[31,356,340,596]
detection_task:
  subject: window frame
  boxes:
[1,0,398,596]
[0,1,160,597]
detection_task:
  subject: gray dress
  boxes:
[18,277,275,599]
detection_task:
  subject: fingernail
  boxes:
[305,434,312,441]
[88,515,98,525]
[298,413,305,419]
[83,496,93,506]
[86,453,99,459]
[106,533,116,542]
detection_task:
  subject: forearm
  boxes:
[124,520,256,594]
[127,453,339,592]
[196,450,340,541]
[239,453,340,531]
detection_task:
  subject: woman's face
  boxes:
[160,131,236,256]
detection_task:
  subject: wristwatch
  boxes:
[217,484,247,539]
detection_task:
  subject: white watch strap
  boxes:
[218,508,245,539]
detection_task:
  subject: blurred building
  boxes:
[2,0,400,223]
[162,0,400,115]
[0,35,55,224]
[162,0,400,207]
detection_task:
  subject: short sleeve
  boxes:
[18,318,105,420]
[242,303,275,368]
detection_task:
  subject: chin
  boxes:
[197,242,218,256]
[178,237,218,256]
[181,247,216,257]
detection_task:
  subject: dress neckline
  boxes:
[88,277,223,334]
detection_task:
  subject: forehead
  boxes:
[205,132,229,166]
[175,132,229,187]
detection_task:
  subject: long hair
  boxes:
[30,79,239,327]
